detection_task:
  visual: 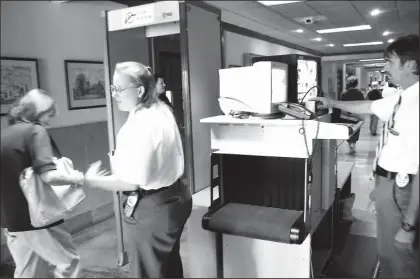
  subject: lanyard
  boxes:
[388,94,402,136]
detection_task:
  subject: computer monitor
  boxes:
[251,54,322,105]
[218,61,288,115]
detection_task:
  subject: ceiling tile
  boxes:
[206,0,418,55]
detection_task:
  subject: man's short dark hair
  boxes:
[346,75,358,89]
[384,34,419,75]
[154,73,165,81]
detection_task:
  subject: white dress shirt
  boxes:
[371,81,419,174]
[112,101,184,190]
[381,86,399,98]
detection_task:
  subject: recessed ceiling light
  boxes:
[313,38,322,41]
[359,58,384,62]
[317,25,371,34]
[295,29,304,33]
[370,9,382,16]
[387,39,394,43]
[258,1,301,6]
[327,44,335,47]
[382,31,391,36]
[343,41,383,47]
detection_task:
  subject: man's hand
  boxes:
[394,228,416,250]
[309,97,335,110]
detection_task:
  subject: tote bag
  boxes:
[19,127,86,227]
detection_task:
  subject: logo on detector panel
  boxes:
[162,12,172,19]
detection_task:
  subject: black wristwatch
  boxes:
[402,222,416,232]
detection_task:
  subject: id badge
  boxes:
[124,194,138,217]
[395,173,409,188]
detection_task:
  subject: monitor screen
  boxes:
[297,59,318,103]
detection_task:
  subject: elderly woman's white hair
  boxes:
[8,89,58,125]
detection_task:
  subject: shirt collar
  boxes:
[401,81,419,100]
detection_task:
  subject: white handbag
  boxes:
[19,130,86,227]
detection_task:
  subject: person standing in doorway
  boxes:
[155,73,172,108]
[366,81,383,136]
[311,34,419,278]
[340,75,365,154]
[83,62,192,278]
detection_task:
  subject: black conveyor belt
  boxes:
[202,203,306,244]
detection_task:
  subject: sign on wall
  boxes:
[107,1,180,32]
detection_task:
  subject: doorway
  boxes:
[149,34,188,186]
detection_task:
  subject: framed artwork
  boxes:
[1,57,40,116]
[64,60,106,110]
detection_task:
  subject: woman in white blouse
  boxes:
[84,62,192,278]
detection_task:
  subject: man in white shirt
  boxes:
[312,34,419,278]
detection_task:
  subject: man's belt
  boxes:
[376,166,414,184]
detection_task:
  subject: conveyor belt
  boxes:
[202,203,306,244]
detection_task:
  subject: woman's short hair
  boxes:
[8,89,57,125]
[384,34,419,75]
[114,62,158,108]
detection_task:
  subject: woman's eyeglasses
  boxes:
[110,85,138,94]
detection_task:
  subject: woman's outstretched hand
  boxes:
[85,161,109,179]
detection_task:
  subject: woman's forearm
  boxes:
[40,170,83,186]
[84,175,139,192]
[331,100,374,115]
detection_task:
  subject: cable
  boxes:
[299,85,323,279]
[299,85,325,106]
[335,140,345,150]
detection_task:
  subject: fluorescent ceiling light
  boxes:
[295,29,304,33]
[383,31,391,36]
[258,1,301,6]
[317,25,371,34]
[313,38,322,41]
[327,44,335,47]
[387,39,394,43]
[359,58,384,62]
[370,9,382,16]
[343,41,383,47]
[364,63,386,67]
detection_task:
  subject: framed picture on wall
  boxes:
[1,57,40,116]
[64,60,106,110]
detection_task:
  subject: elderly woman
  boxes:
[83,62,192,278]
[0,89,86,278]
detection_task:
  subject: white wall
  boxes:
[224,31,315,67]
[0,1,126,128]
